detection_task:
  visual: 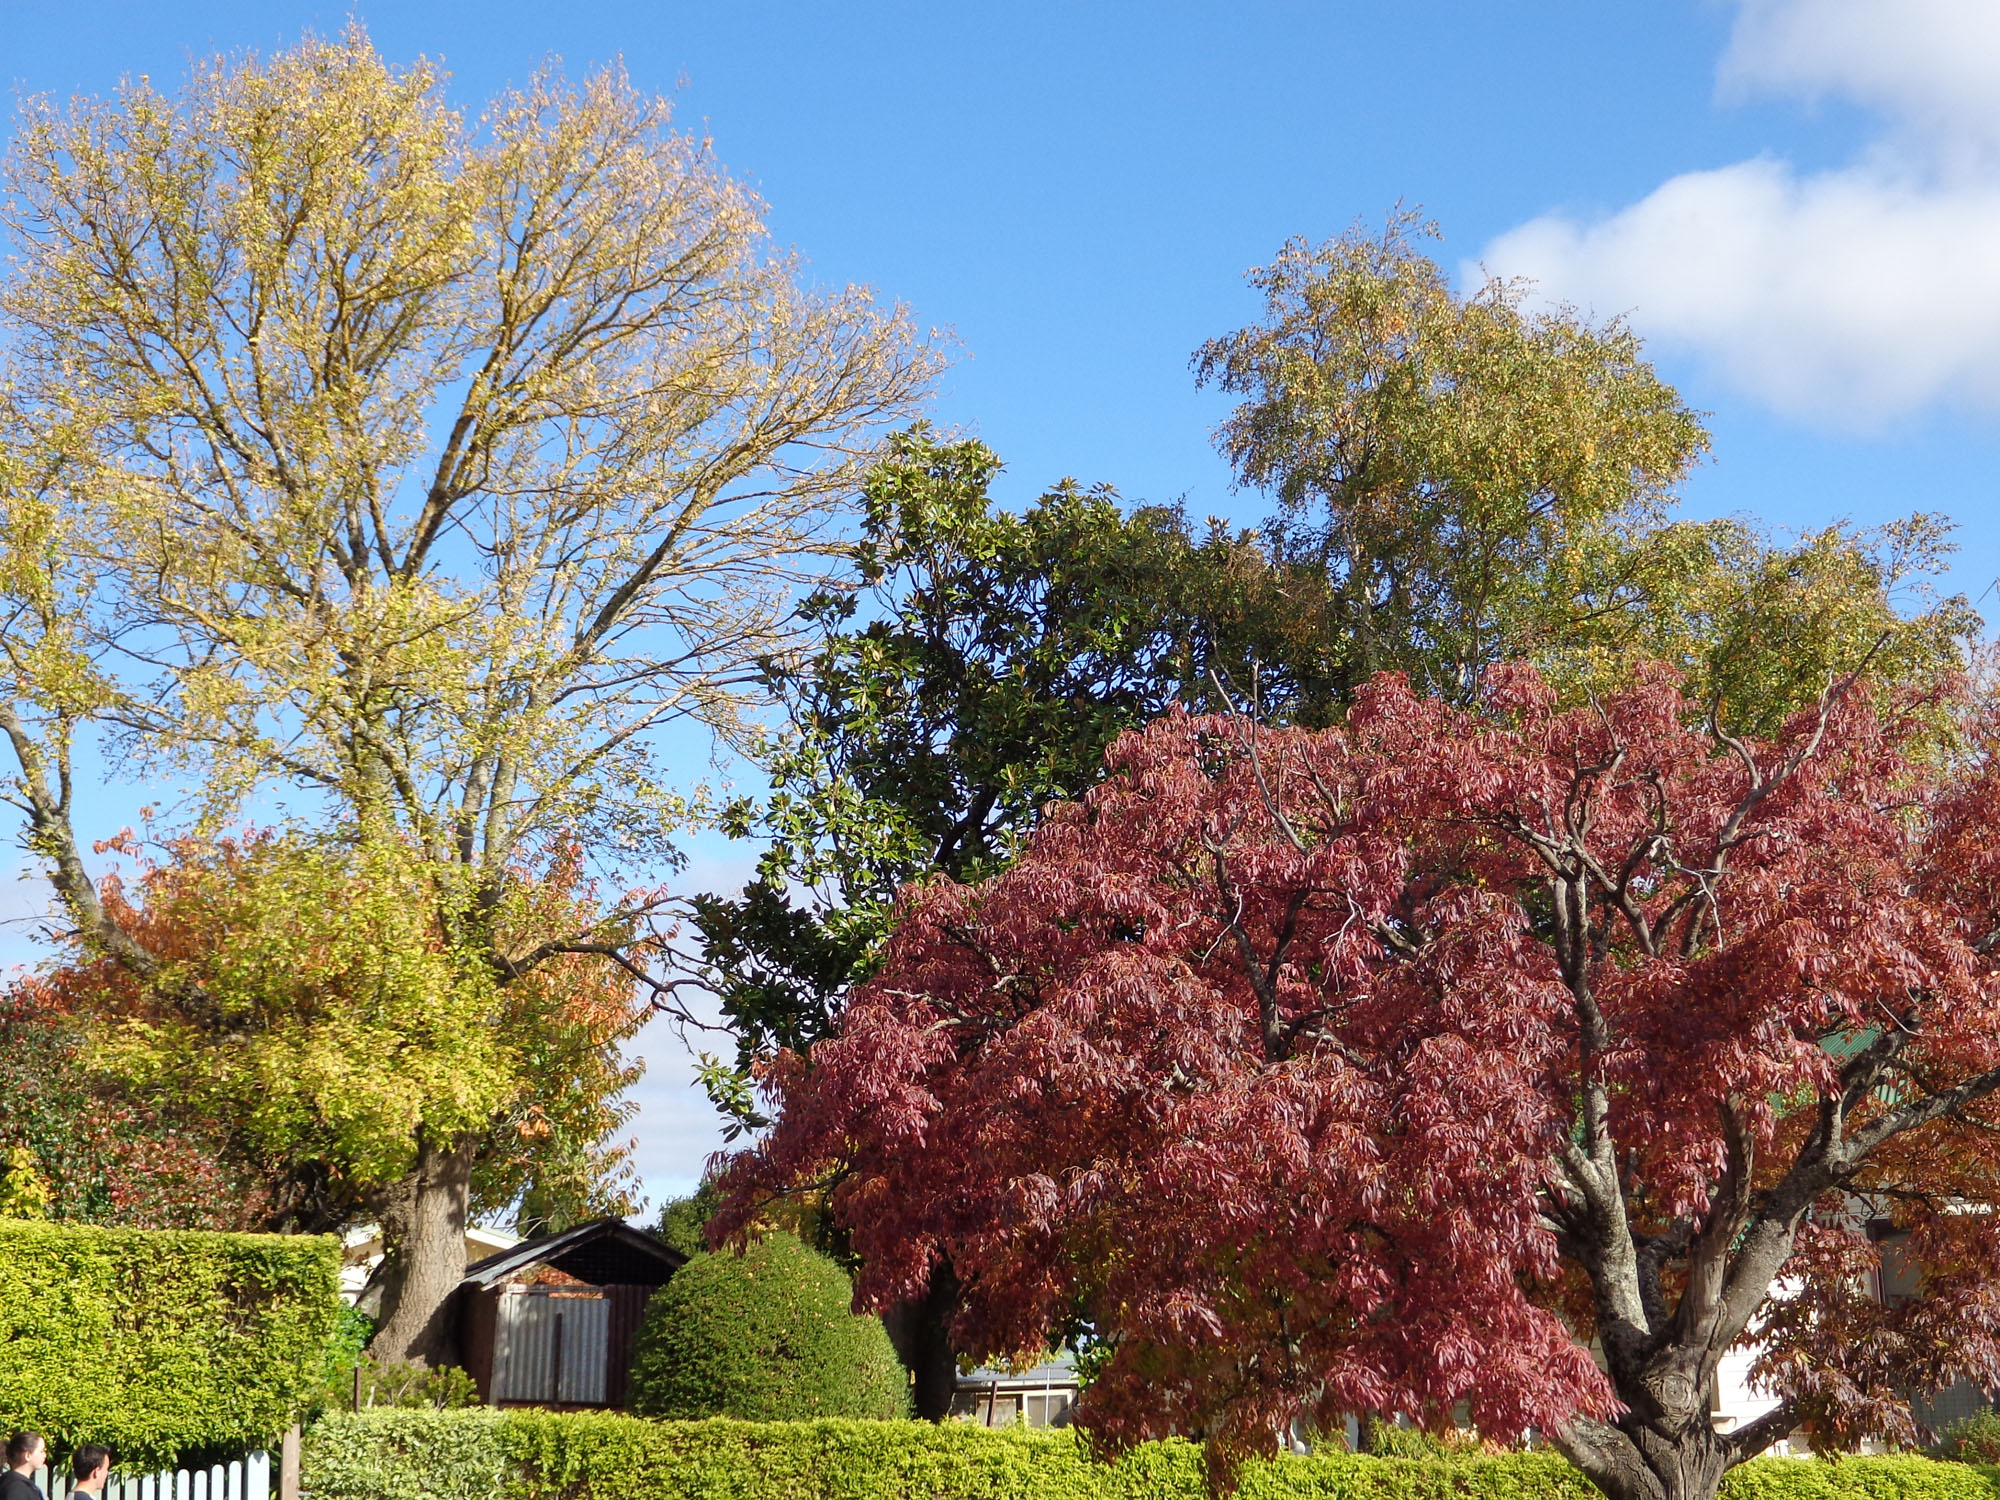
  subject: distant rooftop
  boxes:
[958,1352,1078,1387]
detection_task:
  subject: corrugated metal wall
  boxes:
[1917,1380,1996,1429]
[492,1287,610,1405]
[603,1284,656,1409]
[464,1285,500,1402]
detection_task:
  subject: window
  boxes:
[1025,1391,1072,1428]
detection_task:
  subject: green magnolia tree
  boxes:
[689,426,1345,1097]
[0,29,936,1362]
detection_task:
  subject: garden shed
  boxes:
[456,1218,686,1409]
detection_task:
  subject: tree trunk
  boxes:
[883,1261,961,1421]
[369,1136,476,1367]
[1556,1413,1737,1500]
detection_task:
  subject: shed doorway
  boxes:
[491,1287,610,1405]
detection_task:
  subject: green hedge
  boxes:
[300,1408,2000,1500]
[304,1409,513,1500]
[0,1219,342,1469]
[1720,1459,2000,1500]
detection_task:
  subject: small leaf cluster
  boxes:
[0,1142,50,1218]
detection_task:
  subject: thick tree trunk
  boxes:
[1556,1412,1738,1500]
[883,1261,961,1421]
[369,1136,476,1367]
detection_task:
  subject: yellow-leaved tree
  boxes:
[0,29,937,1361]
[1194,212,1710,702]
[1193,214,1976,729]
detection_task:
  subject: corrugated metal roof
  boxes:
[957,1355,1079,1388]
[460,1217,686,1289]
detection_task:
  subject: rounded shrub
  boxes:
[626,1232,909,1420]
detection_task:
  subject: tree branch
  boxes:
[0,701,156,976]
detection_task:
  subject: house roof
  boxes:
[460,1217,686,1289]
[344,1222,519,1265]
[957,1355,1079,1389]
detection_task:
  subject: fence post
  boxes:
[278,1427,300,1500]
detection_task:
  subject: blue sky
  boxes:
[2,0,1997,1207]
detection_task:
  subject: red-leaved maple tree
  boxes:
[716,664,2000,1500]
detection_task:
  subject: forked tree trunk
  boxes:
[883,1261,961,1420]
[1557,1408,1740,1500]
[369,1136,477,1367]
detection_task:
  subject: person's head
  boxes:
[71,1445,109,1486]
[4,1434,44,1473]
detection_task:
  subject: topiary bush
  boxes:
[625,1233,909,1420]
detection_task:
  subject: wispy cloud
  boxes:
[1482,0,2000,426]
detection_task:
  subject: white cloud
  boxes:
[622,1009,734,1213]
[1481,0,2000,426]
[1719,0,2000,172]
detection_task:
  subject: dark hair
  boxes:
[4,1434,43,1468]
[72,1446,110,1482]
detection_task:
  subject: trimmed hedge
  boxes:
[301,1408,2000,1500]
[1720,1459,2000,1500]
[626,1236,908,1421]
[0,1219,342,1469]
[304,1409,513,1500]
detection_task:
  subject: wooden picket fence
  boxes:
[29,1450,272,1500]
